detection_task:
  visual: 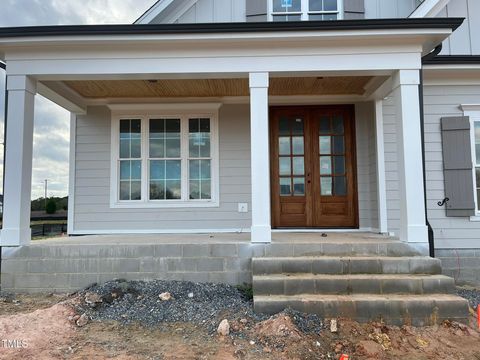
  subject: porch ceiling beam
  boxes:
[5,52,422,80]
[37,81,87,115]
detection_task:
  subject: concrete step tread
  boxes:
[254,293,468,302]
[253,256,436,261]
[253,274,452,281]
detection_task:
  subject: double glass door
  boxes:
[270,105,358,228]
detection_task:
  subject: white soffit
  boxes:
[410,0,450,18]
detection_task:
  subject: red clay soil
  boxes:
[0,295,479,360]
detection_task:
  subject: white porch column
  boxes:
[0,75,36,247]
[374,100,388,234]
[392,70,428,244]
[249,72,271,243]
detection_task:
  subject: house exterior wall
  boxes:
[364,0,420,19]
[73,104,252,233]
[72,102,378,234]
[170,0,245,24]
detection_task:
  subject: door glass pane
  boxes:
[293,157,305,175]
[292,118,304,135]
[279,158,291,176]
[321,177,333,196]
[279,117,290,135]
[279,137,291,155]
[333,136,345,154]
[319,116,330,134]
[320,156,332,175]
[332,116,344,134]
[293,178,305,196]
[334,176,347,196]
[292,137,304,155]
[280,178,291,196]
[334,156,345,175]
[319,136,331,154]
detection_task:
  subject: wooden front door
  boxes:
[270,105,358,228]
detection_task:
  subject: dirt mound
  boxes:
[255,314,302,339]
[0,303,76,360]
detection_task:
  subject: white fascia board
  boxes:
[410,0,450,18]
[134,0,175,24]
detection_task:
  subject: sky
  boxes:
[0,0,154,199]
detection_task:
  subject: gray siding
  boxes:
[423,85,480,249]
[364,0,419,19]
[439,0,480,55]
[73,103,377,233]
[355,102,379,230]
[175,0,246,23]
[73,104,252,232]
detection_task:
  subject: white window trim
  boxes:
[109,104,221,209]
[268,0,343,21]
[461,104,480,221]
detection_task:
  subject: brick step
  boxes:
[253,294,469,326]
[253,274,455,296]
[252,256,442,275]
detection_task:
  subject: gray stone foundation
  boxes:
[436,249,480,286]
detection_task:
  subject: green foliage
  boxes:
[31,196,68,211]
[236,283,253,301]
[45,198,57,214]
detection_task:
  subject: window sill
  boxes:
[110,201,220,209]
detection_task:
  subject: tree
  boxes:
[45,198,57,214]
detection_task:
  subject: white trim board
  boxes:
[67,113,77,235]
[410,0,450,18]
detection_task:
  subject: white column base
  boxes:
[402,224,428,244]
[0,228,32,247]
[251,225,272,243]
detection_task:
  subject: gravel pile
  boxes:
[456,287,480,310]
[76,280,265,332]
[76,279,326,335]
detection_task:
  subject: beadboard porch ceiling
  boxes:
[61,76,375,99]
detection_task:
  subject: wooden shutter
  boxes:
[440,116,476,217]
[344,0,365,19]
[246,0,268,22]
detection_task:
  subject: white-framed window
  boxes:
[463,105,480,217]
[269,0,343,22]
[110,105,220,208]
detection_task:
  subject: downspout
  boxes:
[0,60,6,290]
[420,44,443,258]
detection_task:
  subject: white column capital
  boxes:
[391,70,420,90]
[249,72,269,89]
[7,75,37,94]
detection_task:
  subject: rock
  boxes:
[249,340,256,346]
[330,319,338,333]
[76,313,89,327]
[159,292,172,301]
[84,292,102,308]
[188,292,194,298]
[217,319,230,336]
[240,318,248,324]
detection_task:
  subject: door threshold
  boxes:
[272,228,374,233]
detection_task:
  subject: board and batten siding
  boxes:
[174,0,246,23]
[364,0,420,19]
[437,0,480,55]
[73,103,377,233]
[73,104,252,233]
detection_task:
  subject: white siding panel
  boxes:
[176,0,246,23]
[74,104,252,232]
[364,0,417,19]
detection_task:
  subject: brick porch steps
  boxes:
[253,294,469,326]
[252,252,469,325]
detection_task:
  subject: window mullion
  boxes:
[142,117,148,203]
[181,116,189,202]
[301,0,308,20]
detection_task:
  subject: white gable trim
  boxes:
[135,0,200,24]
[410,0,450,18]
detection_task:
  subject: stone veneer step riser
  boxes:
[253,275,455,296]
[252,257,443,276]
